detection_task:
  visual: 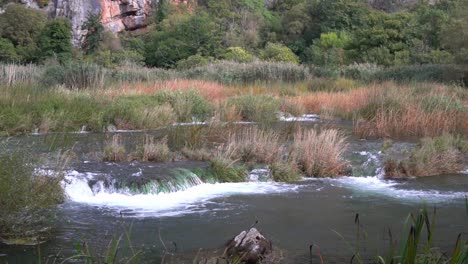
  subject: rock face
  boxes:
[224,228,273,264]
[17,0,156,46]
[100,0,153,33]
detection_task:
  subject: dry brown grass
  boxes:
[291,129,348,177]
[355,106,467,138]
[293,87,376,114]
[141,136,173,162]
[219,127,283,164]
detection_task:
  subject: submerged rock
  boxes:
[248,169,273,182]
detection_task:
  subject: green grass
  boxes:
[0,149,68,245]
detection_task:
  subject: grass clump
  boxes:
[103,134,126,162]
[227,94,280,124]
[384,134,467,178]
[209,156,247,183]
[0,151,67,245]
[140,136,172,162]
[153,90,213,123]
[291,129,348,177]
[270,162,301,183]
[220,127,283,164]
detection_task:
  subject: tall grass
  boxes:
[115,79,229,102]
[103,134,126,162]
[0,149,69,245]
[291,129,348,177]
[140,136,172,162]
[183,61,311,84]
[219,127,283,164]
[354,83,467,138]
[0,63,41,86]
[41,62,108,89]
[384,134,467,178]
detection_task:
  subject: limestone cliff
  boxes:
[17,0,156,46]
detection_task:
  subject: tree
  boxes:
[145,11,223,68]
[82,14,104,54]
[0,3,46,62]
[0,38,18,62]
[38,18,73,62]
[305,32,350,66]
[441,0,468,65]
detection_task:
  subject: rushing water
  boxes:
[1,129,467,263]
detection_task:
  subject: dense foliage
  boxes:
[0,0,467,69]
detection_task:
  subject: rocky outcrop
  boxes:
[100,0,153,33]
[16,0,156,46]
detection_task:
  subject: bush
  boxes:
[0,151,65,244]
[227,94,280,124]
[260,42,300,64]
[222,47,255,63]
[176,54,212,70]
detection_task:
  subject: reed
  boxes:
[291,129,348,177]
[0,63,41,86]
[219,127,283,164]
[384,134,467,178]
[141,136,173,162]
[103,134,126,162]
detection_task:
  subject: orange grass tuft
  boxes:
[292,88,376,114]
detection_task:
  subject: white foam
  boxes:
[279,113,319,122]
[329,176,468,203]
[64,173,299,217]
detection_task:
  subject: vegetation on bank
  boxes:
[1,0,467,72]
[385,134,468,178]
[0,149,69,244]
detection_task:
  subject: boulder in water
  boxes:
[224,228,273,263]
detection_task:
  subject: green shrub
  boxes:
[222,47,255,63]
[227,94,280,124]
[176,54,212,70]
[260,42,300,64]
